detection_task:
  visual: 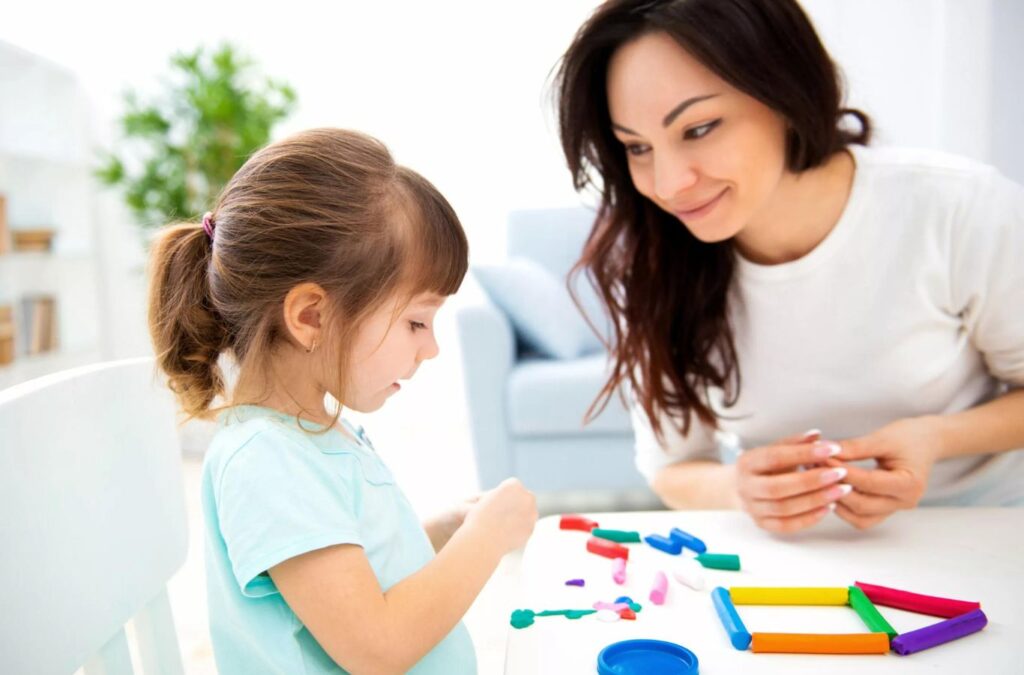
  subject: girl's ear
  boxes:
[282,282,326,351]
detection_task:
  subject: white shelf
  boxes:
[0,39,108,392]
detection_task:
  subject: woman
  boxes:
[555,0,1024,533]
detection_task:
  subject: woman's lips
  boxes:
[673,187,728,220]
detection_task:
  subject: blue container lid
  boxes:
[597,639,699,675]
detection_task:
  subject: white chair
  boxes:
[0,358,189,674]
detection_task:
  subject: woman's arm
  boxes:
[652,460,739,509]
[835,389,1024,529]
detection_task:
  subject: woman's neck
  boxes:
[733,149,856,266]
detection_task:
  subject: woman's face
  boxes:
[606,31,789,242]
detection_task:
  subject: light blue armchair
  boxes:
[454,207,651,495]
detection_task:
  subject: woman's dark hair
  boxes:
[555,0,871,440]
[148,128,468,421]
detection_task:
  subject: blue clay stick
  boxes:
[712,587,752,650]
[669,527,707,554]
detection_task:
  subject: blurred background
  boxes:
[2,1,1022,672]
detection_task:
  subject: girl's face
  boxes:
[606,31,789,242]
[344,291,445,413]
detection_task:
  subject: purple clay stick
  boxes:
[891,609,988,656]
[565,578,585,587]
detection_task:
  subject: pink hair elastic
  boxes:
[202,211,216,240]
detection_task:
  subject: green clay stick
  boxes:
[849,586,898,639]
[591,528,642,543]
[696,553,741,570]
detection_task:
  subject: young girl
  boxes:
[556,0,1024,532]
[148,128,537,674]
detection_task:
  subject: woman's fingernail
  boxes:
[828,483,853,500]
[813,441,842,458]
[802,428,822,440]
[821,467,848,484]
[827,502,837,512]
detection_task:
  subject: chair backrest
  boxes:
[0,357,188,674]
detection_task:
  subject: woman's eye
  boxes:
[684,119,722,141]
[409,321,427,332]
[625,143,651,157]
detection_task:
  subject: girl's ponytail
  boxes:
[148,222,229,419]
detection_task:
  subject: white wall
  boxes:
[2,0,1021,361]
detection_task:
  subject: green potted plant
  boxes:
[97,43,296,230]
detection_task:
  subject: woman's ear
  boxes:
[282,282,326,352]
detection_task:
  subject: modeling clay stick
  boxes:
[650,571,669,605]
[560,514,599,531]
[728,587,848,605]
[669,527,707,554]
[644,534,683,554]
[696,553,741,570]
[592,528,642,543]
[848,586,897,638]
[587,537,629,560]
[750,632,890,654]
[612,557,627,585]
[890,609,988,656]
[672,559,706,590]
[711,587,752,650]
[565,578,585,587]
[855,581,981,618]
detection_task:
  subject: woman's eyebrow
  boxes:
[612,93,721,136]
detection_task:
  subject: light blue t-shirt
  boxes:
[201,405,477,674]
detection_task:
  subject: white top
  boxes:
[633,145,1024,506]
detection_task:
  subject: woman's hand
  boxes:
[735,429,852,533]
[830,416,945,530]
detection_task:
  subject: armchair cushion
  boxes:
[507,354,631,436]
[473,258,602,360]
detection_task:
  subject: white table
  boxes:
[504,509,1024,673]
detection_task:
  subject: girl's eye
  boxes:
[683,119,722,141]
[409,321,427,332]
[625,143,651,157]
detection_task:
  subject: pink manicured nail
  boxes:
[828,484,853,500]
[812,441,841,458]
[801,428,822,440]
[821,467,848,484]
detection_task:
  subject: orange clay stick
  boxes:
[750,632,890,655]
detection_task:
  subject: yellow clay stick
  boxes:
[729,587,849,605]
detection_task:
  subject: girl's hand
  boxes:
[735,429,851,534]
[423,494,481,552]
[463,478,537,556]
[831,416,944,530]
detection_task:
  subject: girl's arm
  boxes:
[269,479,534,675]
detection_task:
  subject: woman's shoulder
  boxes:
[851,145,1020,221]
[852,144,1001,184]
